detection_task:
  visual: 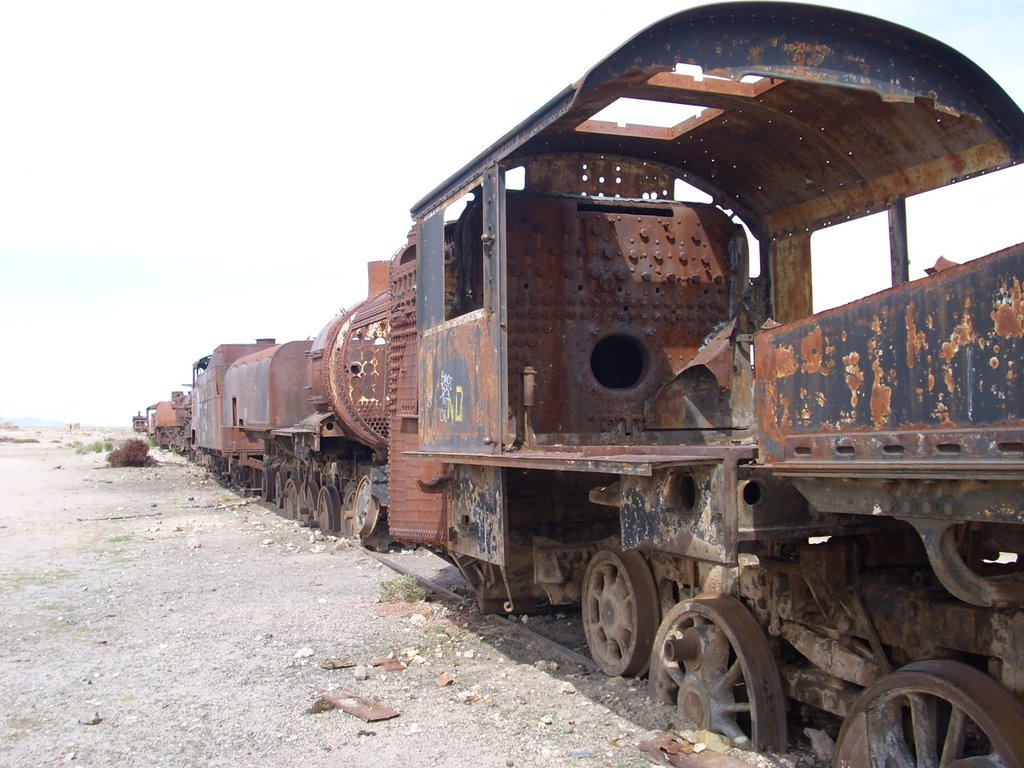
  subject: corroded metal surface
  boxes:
[445,463,507,565]
[755,244,1024,466]
[192,340,277,455]
[145,390,191,451]
[412,4,1024,241]
[834,661,1024,768]
[308,264,392,449]
[223,341,312,432]
[504,195,745,443]
[385,239,446,546]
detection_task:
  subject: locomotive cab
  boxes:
[409,3,1024,755]
[425,164,754,448]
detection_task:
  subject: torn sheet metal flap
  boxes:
[316,690,399,722]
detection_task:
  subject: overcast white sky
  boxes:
[2,1,1023,426]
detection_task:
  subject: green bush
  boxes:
[379,575,429,603]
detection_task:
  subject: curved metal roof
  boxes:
[412,2,1024,240]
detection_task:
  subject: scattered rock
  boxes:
[436,672,456,687]
[804,727,836,763]
[294,647,315,659]
[694,729,734,752]
[353,665,370,681]
[559,682,576,695]
[321,657,356,669]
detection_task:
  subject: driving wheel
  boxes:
[649,593,787,751]
[834,659,1024,768]
[316,485,341,534]
[581,549,660,677]
[300,479,319,526]
[261,466,276,504]
[353,475,380,538]
[281,478,299,520]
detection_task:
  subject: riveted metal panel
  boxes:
[386,241,446,545]
[755,243,1024,468]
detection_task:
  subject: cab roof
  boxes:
[412,2,1024,241]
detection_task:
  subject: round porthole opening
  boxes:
[591,335,646,389]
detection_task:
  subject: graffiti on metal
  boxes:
[438,371,465,424]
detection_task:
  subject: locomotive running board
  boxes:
[405,444,755,477]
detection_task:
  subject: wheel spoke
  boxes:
[664,663,685,688]
[722,701,752,715]
[939,708,967,768]
[714,658,744,695]
[718,717,747,743]
[701,625,730,676]
[908,693,940,768]
[866,707,917,768]
[945,757,1002,768]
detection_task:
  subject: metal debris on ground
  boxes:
[306,691,399,722]
[320,657,356,669]
[369,658,407,672]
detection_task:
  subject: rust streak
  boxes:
[992,278,1024,338]
[774,344,799,379]
[800,326,824,375]
[905,303,927,368]
[843,351,863,409]
[870,358,893,428]
[940,299,976,364]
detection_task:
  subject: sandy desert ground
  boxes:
[0,428,820,768]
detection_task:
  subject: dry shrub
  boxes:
[108,438,156,468]
[379,575,429,603]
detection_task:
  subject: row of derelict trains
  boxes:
[134,4,1024,763]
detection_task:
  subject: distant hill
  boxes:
[2,416,66,428]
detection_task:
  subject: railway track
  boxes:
[366,548,600,674]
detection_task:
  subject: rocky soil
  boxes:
[0,428,828,768]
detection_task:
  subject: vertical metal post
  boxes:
[888,196,909,286]
[769,233,813,323]
[482,165,511,448]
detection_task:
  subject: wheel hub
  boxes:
[679,680,711,727]
[600,597,618,628]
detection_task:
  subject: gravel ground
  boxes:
[0,428,825,768]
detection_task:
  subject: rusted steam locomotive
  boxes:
[143,4,1024,763]
[137,391,191,453]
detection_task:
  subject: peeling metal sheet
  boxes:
[446,464,507,565]
[755,243,1024,467]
